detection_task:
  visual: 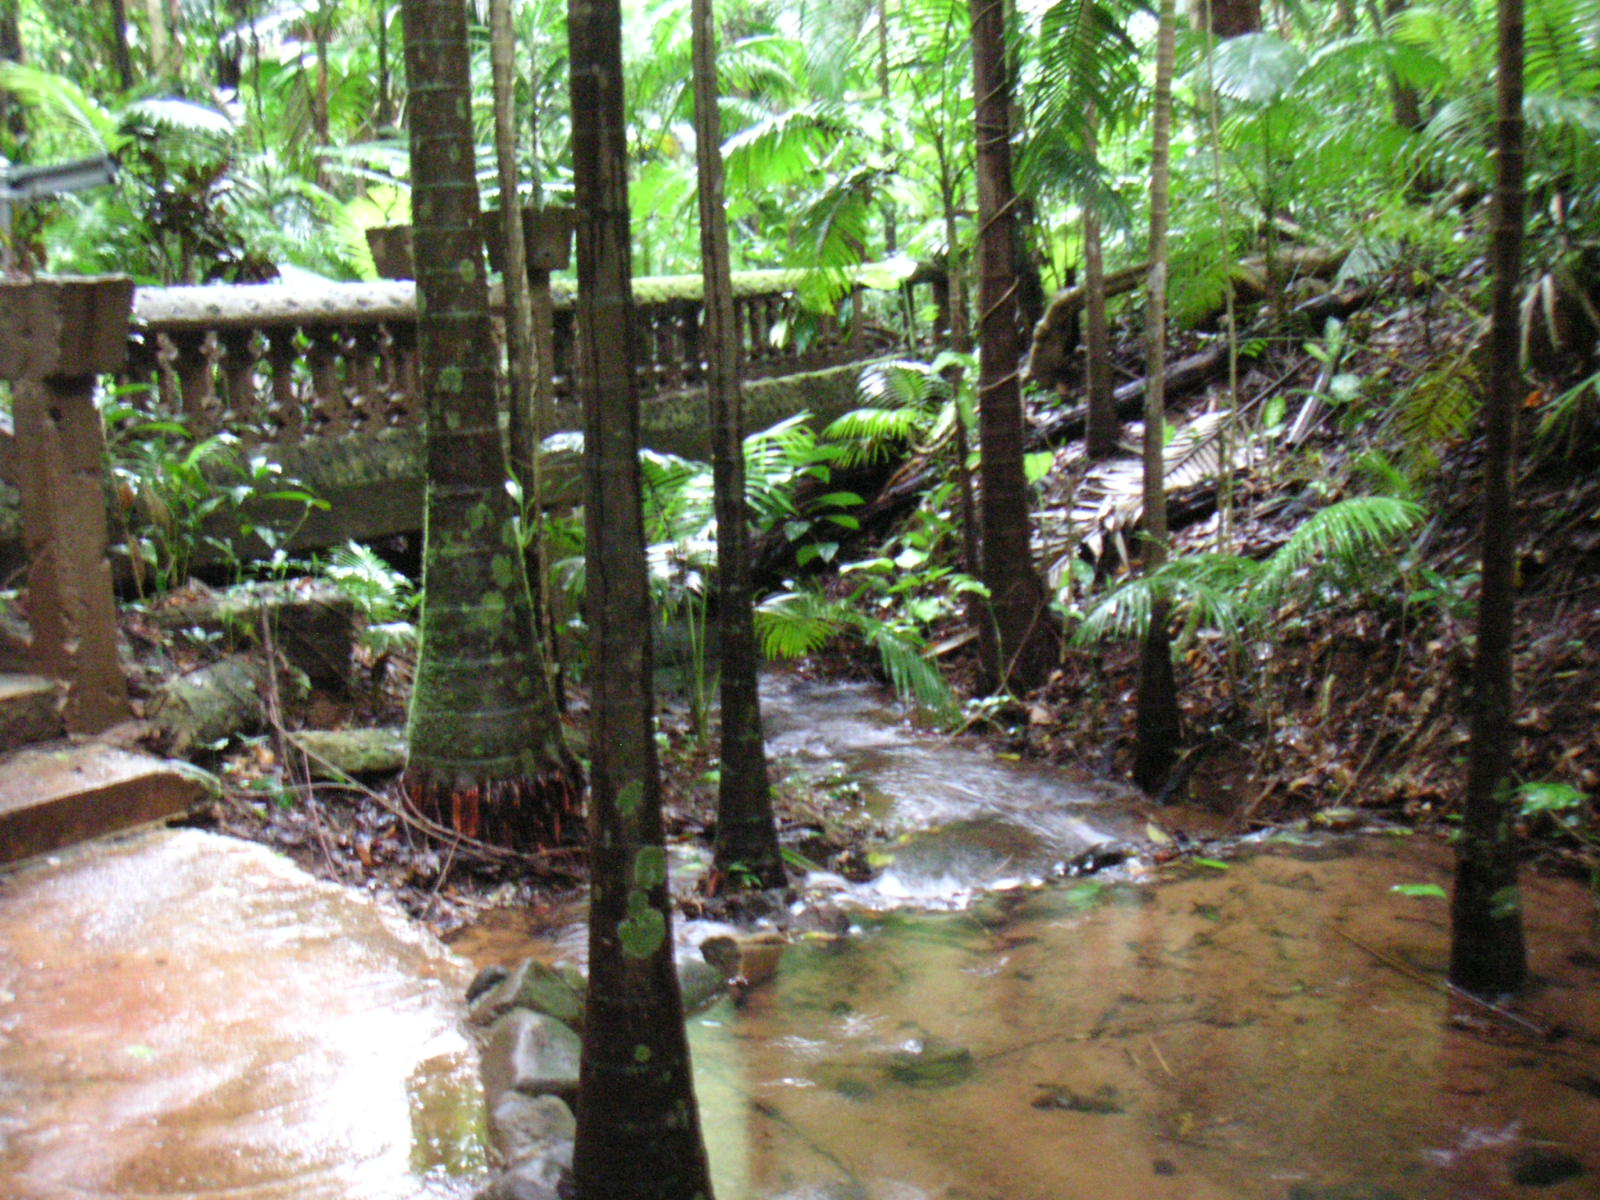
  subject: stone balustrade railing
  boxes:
[114,263,941,448]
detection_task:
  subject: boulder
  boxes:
[489,1092,575,1169]
[469,958,586,1031]
[480,1009,581,1108]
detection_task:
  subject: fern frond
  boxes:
[0,64,119,153]
[1389,359,1480,482]
[1251,496,1424,606]
[754,590,844,659]
[857,619,957,716]
[822,407,928,467]
[1072,553,1257,645]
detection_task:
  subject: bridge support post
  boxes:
[0,276,134,734]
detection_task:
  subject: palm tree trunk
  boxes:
[1450,0,1527,997]
[490,0,562,713]
[1083,112,1118,460]
[568,0,717,1195]
[400,0,578,853]
[1134,0,1183,795]
[694,0,784,892]
[969,0,1056,695]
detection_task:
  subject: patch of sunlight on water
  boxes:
[686,836,1600,1200]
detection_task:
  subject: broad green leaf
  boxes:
[1391,883,1447,899]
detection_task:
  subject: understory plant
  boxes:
[104,392,326,596]
[1069,493,1426,681]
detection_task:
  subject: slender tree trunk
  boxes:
[312,1,332,189]
[694,0,784,893]
[877,0,898,256]
[568,1,717,1196]
[215,0,246,91]
[375,0,394,129]
[1082,113,1118,460]
[144,0,171,79]
[1450,0,1527,997]
[932,138,982,586]
[490,0,561,717]
[107,0,135,91]
[969,0,1056,695]
[1,0,25,145]
[1134,0,1183,795]
[400,0,579,852]
[1364,0,1424,131]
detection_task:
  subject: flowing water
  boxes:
[462,674,1600,1200]
[1,676,1596,1200]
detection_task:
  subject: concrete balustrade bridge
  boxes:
[0,262,944,764]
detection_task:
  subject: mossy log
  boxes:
[1026,246,1351,389]
[147,654,268,753]
[1027,284,1375,449]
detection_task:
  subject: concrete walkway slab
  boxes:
[0,827,485,1199]
[0,742,211,866]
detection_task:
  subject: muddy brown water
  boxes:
[460,677,1600,1200]
[1,676,1596,1200]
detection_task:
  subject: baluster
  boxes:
[346,324,383,434]
[305,326,348,437]
[686,300,707,386]
[387,321,421,430]
[263,329,304,444]
[749,297,772,367]
[551,309,575,407]
[168,330,221,437]
[218,329,260,440]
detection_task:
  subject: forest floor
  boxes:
[156,271,1599,939]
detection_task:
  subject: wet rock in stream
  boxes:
[1507,1146,1584,1187]
[881,1033,975,1087]
[480,1009,582,1106]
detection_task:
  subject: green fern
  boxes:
[1073,553,1257,646]
[1389,359,1480,483]
[1252,495,1425,606]
[754,589,956,716]
[1073,496,1424,646]
[754,590,843,659]
[323,541,418,626]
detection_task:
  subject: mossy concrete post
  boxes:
[523,206,574,436]
[0,275,134,733]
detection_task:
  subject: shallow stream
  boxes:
[467,674,1600,1200]
[1,676,1594,1199]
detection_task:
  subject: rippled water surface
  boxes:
[4,675,1596,1200]
[686,836,1599,1200]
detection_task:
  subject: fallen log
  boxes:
[1026,245,1352,389]
[1026,285,1374,451]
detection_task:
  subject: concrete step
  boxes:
[0,742,214,867]
[0,673,63,753]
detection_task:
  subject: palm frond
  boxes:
[859,619,957,717]
[1252,496,1424,606]
[0,64,119,153]
[1389,358,1480,482]
[722,100,860,194]
[754,590,844,659]
[1072,552,1258,645]
[822,407,928,467]
[1209,34,1309,105]
[122,98,236,142]
[1064,410,1242,562]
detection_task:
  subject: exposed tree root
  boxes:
[405,753,584,854]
